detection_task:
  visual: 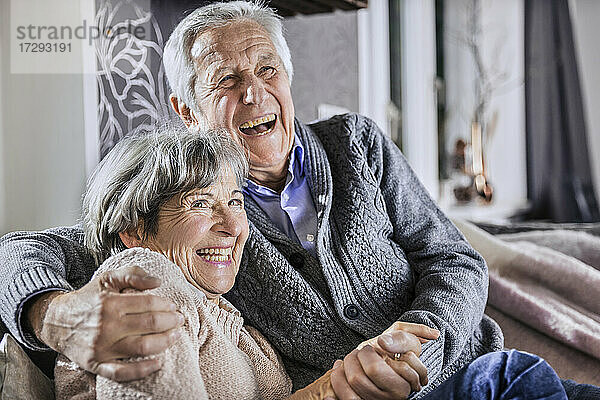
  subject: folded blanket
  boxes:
[498,230,600,271]
[453,219,600,361]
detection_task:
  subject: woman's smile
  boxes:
[196,246,234,267]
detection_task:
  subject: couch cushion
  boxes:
[0,333,54,400]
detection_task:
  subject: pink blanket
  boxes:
[453,219,600,361]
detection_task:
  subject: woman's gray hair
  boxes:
[163,0,293,114]
[82,126,249,262]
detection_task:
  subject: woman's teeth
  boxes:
[196,247,232,262]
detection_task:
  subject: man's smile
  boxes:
[239,113,277,136]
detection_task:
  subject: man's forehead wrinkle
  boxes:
[258,52,280,64]
[194,22,275,54]
[192,38,223,66]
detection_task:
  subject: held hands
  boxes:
[329,322,440,400]
[28,266,184,382]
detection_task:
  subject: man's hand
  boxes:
[27,266,184,382]
[330,323,439,400]
[358,321,440,351]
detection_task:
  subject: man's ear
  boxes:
[170,94,199,129]
[118,228,143,249]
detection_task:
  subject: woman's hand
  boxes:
[28,266,184,381]
[329,322,439,400]
[288,369,336,400]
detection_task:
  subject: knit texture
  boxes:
[0,226,95,351]
[226,114,504,394]
[0,114,504,395]
[54,247,292,400]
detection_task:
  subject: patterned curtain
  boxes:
[94,0,175,158]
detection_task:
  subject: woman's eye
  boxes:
[191,200,209,208]
[229,198,244,207]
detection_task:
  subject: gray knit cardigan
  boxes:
[0,114,503,396]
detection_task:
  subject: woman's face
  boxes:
[141,167,248,301]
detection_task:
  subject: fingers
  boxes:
[94,358,162,382]
[386,322,440,343]
[99,266,161,292]
[395,351,428,387]
[377,330,422,357]
[384,352,424,393]
[345,346,412,399]
[119,311,185,337]
[112,329,181,359]
[330,360,362,400]
[116,293,177,314]
[343,348,385,398]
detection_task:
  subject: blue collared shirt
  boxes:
[244,135,318,256]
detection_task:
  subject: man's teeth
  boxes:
[197,247,233,262]
[239,114,276,129]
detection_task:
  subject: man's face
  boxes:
[191,20,295,181]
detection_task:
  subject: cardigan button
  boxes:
[344,304,360,319]
[289,253,304,269]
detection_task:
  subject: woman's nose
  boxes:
[213,208,243,237]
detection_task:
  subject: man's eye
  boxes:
[259,66,276,77]
[218,75,236,87]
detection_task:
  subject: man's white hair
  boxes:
[163,1,293,115]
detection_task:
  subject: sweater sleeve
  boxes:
[364,117,489,385]
[0,225,96,350]
[92,248,208,400]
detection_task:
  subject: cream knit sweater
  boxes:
[54,247,294,400]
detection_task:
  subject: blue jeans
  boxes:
[424,350,567,400]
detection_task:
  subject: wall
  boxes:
[283,11,359,122]
[401,0,439,199]
[570,0,600,205]
[443,0,527,209]
[0,0,87,235]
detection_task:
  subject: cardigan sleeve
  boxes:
[0,225,96,350]
[363,117,490,386]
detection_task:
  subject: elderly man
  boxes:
[0,2,505,399]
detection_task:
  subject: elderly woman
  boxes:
[53,128,297,399]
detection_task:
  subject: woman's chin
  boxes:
[197,279,235,299]
[190,255,237,296]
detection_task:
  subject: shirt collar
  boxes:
[244,134,305,196]
[291,134,305,176]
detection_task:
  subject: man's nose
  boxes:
[242,76,267,105]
